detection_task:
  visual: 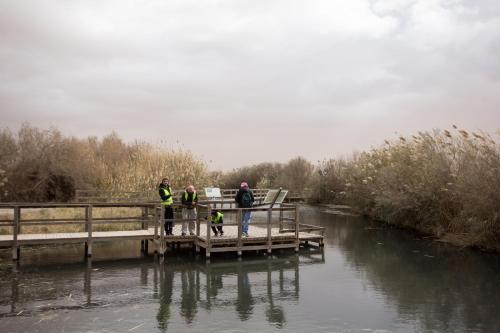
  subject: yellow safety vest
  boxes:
[161,187,173,206]
[183,191,197,202]
[211,212,223,223]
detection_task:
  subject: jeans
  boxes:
[241,210,251,234]
[164,205,174,235]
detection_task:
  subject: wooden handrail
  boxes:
[1,200,323,262]
[73,188,301,203]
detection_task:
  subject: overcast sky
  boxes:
[1,0,499,170]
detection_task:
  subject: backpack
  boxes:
[240,191,253,208]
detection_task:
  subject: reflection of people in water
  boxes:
[180,270,197,324]
[151,252,313,328]
[209,273,223,298]
[236,271,254,321]
[156,266,174,332]
[266,305,286,328]
[265,267,286,328]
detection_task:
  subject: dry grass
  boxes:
[326,128,500,251]
[0,125,211,202]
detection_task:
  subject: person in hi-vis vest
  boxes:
[159,178,174,235]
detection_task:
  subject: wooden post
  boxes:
[159,205,165,256]
[237,209,242,256]
[86,205,93,257]
[267,208,272,254]
[141,206,147,229]
[195,209,200,253]
[294,205,299,252]
[279,205,283,232]
[153,206,160,254]
[140,206,147,252]
[12,206,20,260]
[206,205,211,259]
[155,206,160,236]
[84,206,89,255]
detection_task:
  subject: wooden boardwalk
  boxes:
[0,225,323,257]
[0,201,324,261]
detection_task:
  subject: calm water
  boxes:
[1,205,500,333]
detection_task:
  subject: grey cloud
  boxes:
[0,0,499,169]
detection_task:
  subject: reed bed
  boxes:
[323,127,500,251]
[0,125,211,202]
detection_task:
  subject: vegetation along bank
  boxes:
[1,124,498,251]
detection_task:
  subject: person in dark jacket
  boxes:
[159,178,174,235]
[234,182,254,237]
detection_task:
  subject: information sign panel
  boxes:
[204,187,222,198]
[263,189,288,204]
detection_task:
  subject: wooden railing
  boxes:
[74,188,302,203]
[0,201,322,260]
[0,202,157,259]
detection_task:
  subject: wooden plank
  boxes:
[210,244,296,252]
[20,221,86,226]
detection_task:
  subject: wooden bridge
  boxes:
[0,201,324,261]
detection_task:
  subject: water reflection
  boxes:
[156,264,173,331]
[3,205,498,332]
[301,205,500,333]
[0,248,325,331]
[154,249,323,330]
[236,269,253,321]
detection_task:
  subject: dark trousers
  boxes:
[164,205,174,235]
[211,223,223,235]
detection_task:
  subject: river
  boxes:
[1,205,499,332]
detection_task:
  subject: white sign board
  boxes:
[204,187,222,198]
[263,189,288,204]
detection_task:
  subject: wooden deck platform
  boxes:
[0,202,324,261]
[0,225,323,250]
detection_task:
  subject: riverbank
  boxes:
[317,203,500,253]
[311,129,499,253]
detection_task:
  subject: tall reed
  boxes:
[0,124,211,202]
[336,128,500,250]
